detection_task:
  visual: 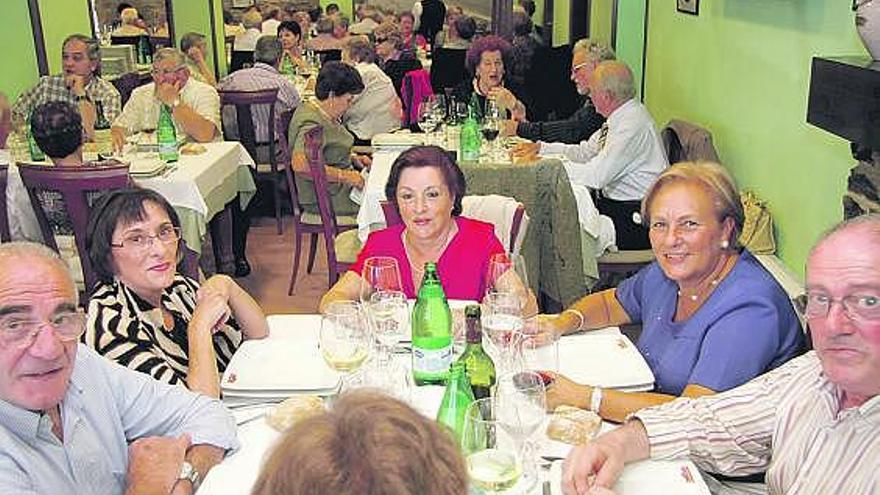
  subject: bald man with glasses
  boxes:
[562,214,880,495]
[0,242,237,494]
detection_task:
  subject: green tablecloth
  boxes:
[461,158,597,308]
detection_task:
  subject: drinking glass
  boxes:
[482,99,502,162]
[366,290,409,364]
[481,291,525,375]
[359,256,404,305]
[495,371,547,481]
[485,253,533,317]
[520,316,560,373]
[319,301,370,376]
[462,398,524,494]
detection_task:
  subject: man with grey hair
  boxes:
[502,38,613,144]
[341,35,402,141]
[515,60,667,250]
[111,47,220,151]
[234,9,264,51]
[563,214,880,495]
[12,34,121,141]
[0,242,238,494]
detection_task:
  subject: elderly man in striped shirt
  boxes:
[563,214,880,495]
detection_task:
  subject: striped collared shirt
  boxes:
[636,351,880,494]
[85,275,242,385]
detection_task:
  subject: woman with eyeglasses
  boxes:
[84,188,269,398]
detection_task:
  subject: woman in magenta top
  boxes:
[321,146,527,309]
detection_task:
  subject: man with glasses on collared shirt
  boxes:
[111,48,220,152]
[0,242,238,494]
[562,214,880,495]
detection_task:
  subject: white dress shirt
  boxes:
[234,28,262,51]
[343,62,401,140]
[112,79,221,140]
[540,99,668,201]
[261,19,281,36]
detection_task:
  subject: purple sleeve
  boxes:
[613,264,657,323]
[686,298,785,392]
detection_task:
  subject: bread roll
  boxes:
[546,405,601,445]
[265,395,325,431]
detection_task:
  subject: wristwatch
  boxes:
[179,461,200,491]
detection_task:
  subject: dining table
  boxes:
[3,135,256,274]
[200,313,710,495]
[358,142,599,310]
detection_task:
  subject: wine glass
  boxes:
[462,398,524,494]
[319,301,370,377]
[495,371,547,481]
[366,290,409,364]
[481,291,525,375]
[482,98,503,162]
[359,256,403,305]
[485,253,534,317]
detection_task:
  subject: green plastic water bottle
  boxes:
[412,262,453,385]
[459,98,481,163]
[436,362,475,443]
[27,115,45,161]
[157,104,178,162]
[457,305,496,400]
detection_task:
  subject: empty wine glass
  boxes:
[462,398,524,494]
[360,256,404,305]
[495,371,547,481]
[319,301,370,377]
[481,291,525,375]
[485,253,534,317]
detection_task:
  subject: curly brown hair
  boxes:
[465,34,513,77]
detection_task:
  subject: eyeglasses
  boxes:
[111,225,180,252]
[801,291,880,322]
[571,61,590,74]
[0,311,85,349]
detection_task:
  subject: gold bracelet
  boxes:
[562,308,585,332]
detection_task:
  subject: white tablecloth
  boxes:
[357,148,406,241]
[198,314,686,495]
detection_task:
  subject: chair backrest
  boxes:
[303,125,346,273]
[17,162,131,293]
[230,50,254,72]
[316,49,342,64]
[219,88,279,167]
[278,109,307,220]
[381,196,529,255]
[429,48,468,94]
[0,164,9,242]
[111,35,145,47]
[401,69,433,127]
[662,119,721,164]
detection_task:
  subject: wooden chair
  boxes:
[0,164,10,242]
[596,249,655,277]
[218,88,284,234]
[230,50,254,72]
[17,162,132,294]
[380,196,528,254]
[301,126,362,289]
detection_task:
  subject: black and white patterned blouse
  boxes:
[85,275,242,385]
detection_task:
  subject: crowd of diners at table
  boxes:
[0,0,878,494]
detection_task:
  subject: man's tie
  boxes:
[597,122,609,151]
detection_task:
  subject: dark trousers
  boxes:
[595,195,650,250]
[231,166,257,261]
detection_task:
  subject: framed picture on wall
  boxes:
[232,0,254,7]
[677,0,700,15]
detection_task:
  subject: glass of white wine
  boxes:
[462,398,523,494]
[320,301,370,376]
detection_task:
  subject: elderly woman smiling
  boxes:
[321,146,534,311]
[85,188,268,397]
[529,162,805,422]
[453,35,528,122]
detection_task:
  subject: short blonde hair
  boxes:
[252,391,468,495]
[120,7,139,25]
[641,161,744,249]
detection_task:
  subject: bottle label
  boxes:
[413,345,453,375]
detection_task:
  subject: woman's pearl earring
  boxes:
[720,240,730,249]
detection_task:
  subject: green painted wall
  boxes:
[40,0,92,74]
[0,1,39,100]
[590,0,614,48]
[553,0,569,46]
[172,0,216,75]
[614,0,645,100]
[320,0,353,19]
[640,1,863,278]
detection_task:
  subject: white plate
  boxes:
[221,334,340,393]
[549,458,710,495]
[558,332,654,390]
